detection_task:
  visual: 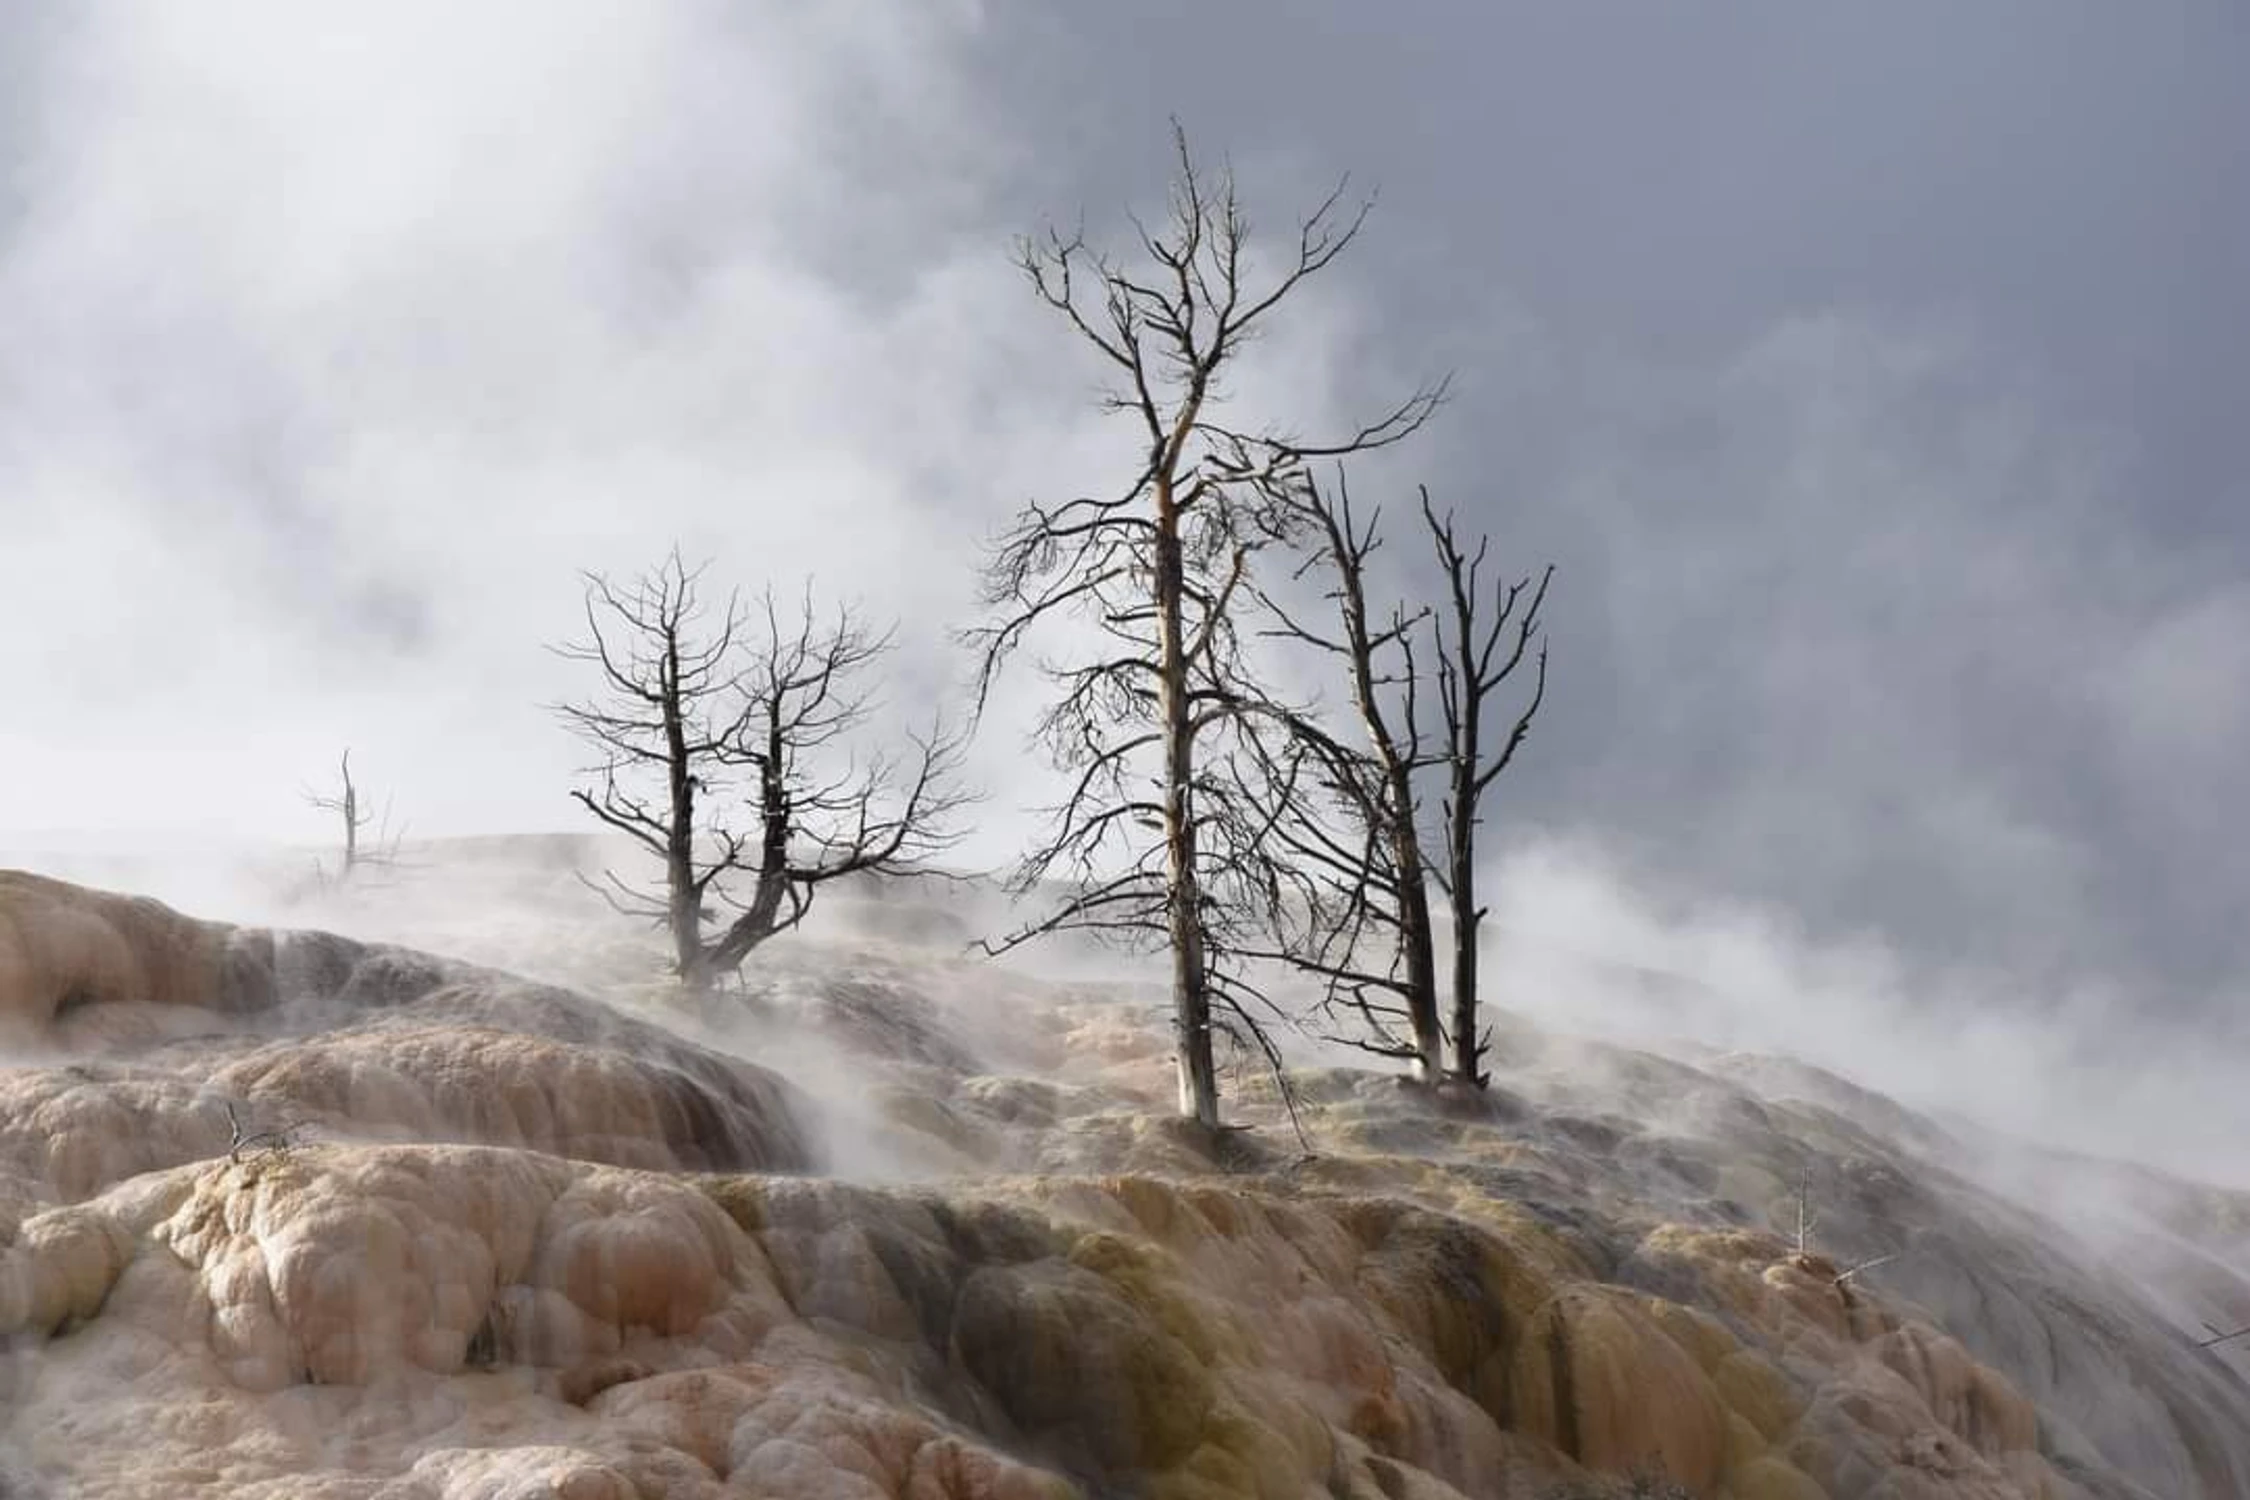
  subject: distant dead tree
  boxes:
[1253,476,1550,1089]
[553,551,968,989]
[1781,1179,1905,1289]
[302,749,404,885]
[966,124,1444,1131]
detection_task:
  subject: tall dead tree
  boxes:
[554,553,740,979]
[554,552,966,988]
[1248,477,1551,1091]
[968,126,1443,1131]
[1425,490,1550,1086]
[303,749,403,884]
[1253,472,1445,1080]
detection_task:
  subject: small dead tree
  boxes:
[302,749,404,885]
[1781,1178,1904,1288]
[967,125,1443,1132]
[222,1102,309,1164]
[1426,491,1550,1086]
[553,552,966,989]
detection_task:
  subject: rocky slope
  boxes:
[1,866,2246,1498]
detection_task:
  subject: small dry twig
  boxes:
[224,1102,308,1164]
[2197,1320,2250,1350]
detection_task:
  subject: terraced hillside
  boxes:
[1,866,2246,1498]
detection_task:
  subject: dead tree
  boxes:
[223,1102,309,1164]
[701,589,972,973]
[302,749,403,884]
[1247,478,1551,1091]
[1782,1179,1906,1288]
[1425,491,1550,1086]
[553,553,965,988]
[967,125,1443,1131]
[553,552,742,981]
[1252,471,1446,1080]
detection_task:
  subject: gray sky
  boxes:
[3,3,2246,1037]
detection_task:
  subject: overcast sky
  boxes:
[3,3,2245,1038]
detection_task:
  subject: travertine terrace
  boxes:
[2,862,2247,1499]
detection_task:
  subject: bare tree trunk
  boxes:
[1157,489,1220,1130]
[705,715,792,974]
[1444,749,1483,1086]
[1390,783,1445,1081]
[339,755,359,875]
[659,640,705,985]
